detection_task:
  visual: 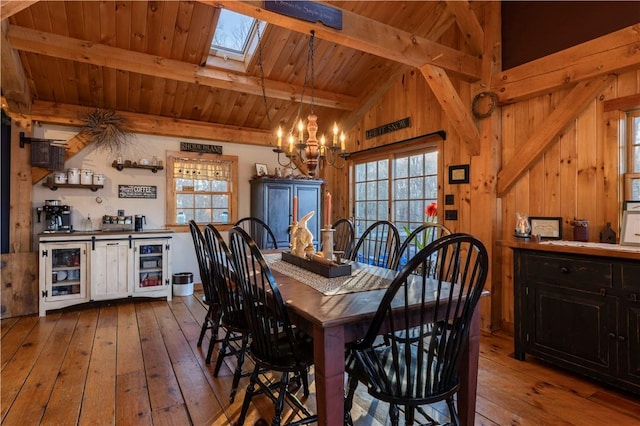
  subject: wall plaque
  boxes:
[264,0,342,30]
[365,117,411,139]
[180,142,222,155]
[118,185,157,199]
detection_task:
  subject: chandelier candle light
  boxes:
[271,30,348,176]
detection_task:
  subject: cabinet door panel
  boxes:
[620,300,640,388]
[296,184,321,247]
[92,242,131,300]
[265,184,293,247]
[528,284,616,376]
[621,262,640,293]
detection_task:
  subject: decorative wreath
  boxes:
[471,91,498,120]
[82,109,133,152]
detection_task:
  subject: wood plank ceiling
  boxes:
[1,1,474,144]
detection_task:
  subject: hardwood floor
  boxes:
[2,292,639,425]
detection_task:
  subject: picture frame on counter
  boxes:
[620,210,640,246]
[528,216,563,240]
[623,200,640,211]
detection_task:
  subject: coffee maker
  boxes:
[37,200,72,233]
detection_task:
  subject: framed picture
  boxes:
[623,200,640,211]
[620,211,640,246]
[528,216,563,240]
[255,163,268,176]
[448,164,469,184]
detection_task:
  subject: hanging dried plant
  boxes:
[81,109,132,152]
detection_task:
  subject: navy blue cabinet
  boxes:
[250,178,323,249]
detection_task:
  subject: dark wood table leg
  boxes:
[313,325,345,426]
[458,306,480,425]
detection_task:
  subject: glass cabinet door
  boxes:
[45,244,87,300]
[134,240,168,293]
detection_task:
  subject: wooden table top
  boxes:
[270,261,397,331]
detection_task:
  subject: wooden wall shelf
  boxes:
[43,182,104,192]
[112,161,164,173]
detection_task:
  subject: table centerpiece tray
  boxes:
[281,251,352,278]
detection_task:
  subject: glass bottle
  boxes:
[177,211,186,225]
[85,215,93,232]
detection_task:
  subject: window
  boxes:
[210,9,260,64]
[626,109,640,200]
[352,144,440,240]
[166,151,238,228]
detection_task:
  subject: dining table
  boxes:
[264,253,483,426]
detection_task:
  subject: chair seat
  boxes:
[347,342,459,406]
[249,329,314,371]
[221,310,250,332]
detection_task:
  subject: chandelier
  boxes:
[268,30,348,177]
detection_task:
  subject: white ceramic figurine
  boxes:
[292,211,314,258]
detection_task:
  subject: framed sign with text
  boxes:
[118,185,157,199]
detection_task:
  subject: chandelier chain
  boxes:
[256,24,272,130]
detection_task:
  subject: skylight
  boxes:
[211,9,258,62]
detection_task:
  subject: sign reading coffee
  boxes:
[118,185,157,199]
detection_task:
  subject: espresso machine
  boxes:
[37,200,72,233]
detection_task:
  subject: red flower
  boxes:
[425,202,437,219]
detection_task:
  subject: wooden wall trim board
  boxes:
[603,94,640,112]
[27,101,273,146]
[0,21,31,114]
[492,23,640,103]
[0,253,38,318]
[496,75,614,196]
[2,121,38,318]
[444,0,484,57]
[419,64,481,156]
[0,1,38,20]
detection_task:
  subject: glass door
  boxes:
[134,240,168,293]
[45,243,87,300]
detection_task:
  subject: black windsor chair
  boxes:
[234,217,279,249]
[188,220,221,364]
[203,224,250,403]
[344,233,489,426]
[350,220,400,269]
[395,222,452,270]
[229,226,317,426]
[332,218,355,259]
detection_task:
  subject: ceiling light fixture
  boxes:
[268,31,348,176]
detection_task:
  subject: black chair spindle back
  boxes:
[345,233,489,426]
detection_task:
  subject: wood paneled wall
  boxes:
[322,7,638,332]
[498,70,640,331]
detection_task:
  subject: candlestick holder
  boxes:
[321,227,335,261]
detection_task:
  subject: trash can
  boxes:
[172,272,194,296]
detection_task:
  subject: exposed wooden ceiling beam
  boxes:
[1,21,31,114]
[0,0,38,20]
[492,24,640,104]
[26,100,273,146]
[209,1,482,82]
[444,0,484,56]
[420,64,480,156]
[496,75,614,196]
[7,25,358,111]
